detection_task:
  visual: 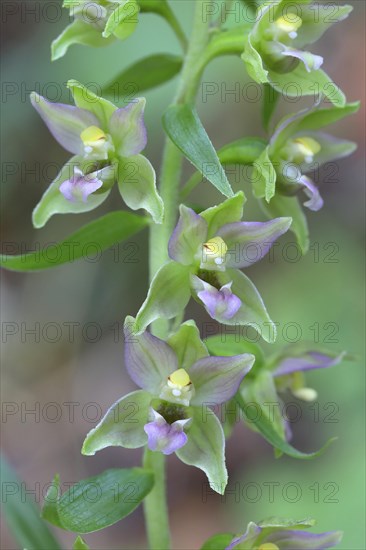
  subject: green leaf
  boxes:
[135,261,191,333]
[118,155,164,223]
[42,468,154,533]
[200,533,234,550]
[205,334,265,368]
[176,408,228,494]
[163,104,234,198]
[103,0,139,39]
[51,20,114,61]
[0,211,148,271]
[74,536,90,549]
[82,390,151,455]
[260,194,309,254]
[262,84,279,131]
[236,392,337,459]
[103,54,183,97]
[252,146,277,202]
[0,456,61,550]
[67,79,117,130]
[167,320,208,370]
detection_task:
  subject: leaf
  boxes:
[74,536,90,549]
[51,20,114,61]
[41,468,154,533]
[200,533,234,550]
[259,194,309,255]
[163,104,233,198]
[236,393,337,459]
[0,456,61,550]
[103,54,183,97]
[0,211,148,271]
[262,83,279,131]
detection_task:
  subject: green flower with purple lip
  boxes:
[30,80,163,228]
[253,101,358,252]
[52,0,139,60]
[224,518,342,550]
[242,0,352,105]
[133,193,291,342]
[82,318,255,493]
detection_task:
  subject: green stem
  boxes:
[144,2,214,548]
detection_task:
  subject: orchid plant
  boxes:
[1,1,360,549]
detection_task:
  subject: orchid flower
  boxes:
[133,193,291,342]
[225,518,342,550]
[30,80,163,228]
[242,0,352,105]
[82,318,255,493]
[52,0,139,60]
[253,101,358,252]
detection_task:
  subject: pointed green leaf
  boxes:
[1,211,148,271]
[42,469,154,533]
[103,54,183,97]
[135,261,191,333]
[200,533,234,550]
[82,390,151,455]
[118,155,164,223]
[74,536,90,549]
[176,409,227,494]
[0,456,61,550]
[51,20,114,61]
[167,320,208,370]
[236,392,337,459]
[163,104,234,198]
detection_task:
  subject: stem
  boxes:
[144,2,214,549]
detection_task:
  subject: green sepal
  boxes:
[200,192,246,237]
[167,320,208,370]
[41,469,154,533]
[205,334,265,370]
[51,20,114,61]
[103,0,139,39]
[73,536,90,550]
[200,533,234,550]
[252,146,276,202]
[176,408,228,494]
[163,104,234,198]
[67,79,117,130]
[118,154,164,223]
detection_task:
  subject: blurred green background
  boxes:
[1,1,365,549]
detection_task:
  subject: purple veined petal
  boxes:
[168,205,208,265]
[124,316,178,394]
[225,522,262,550]
[281,46,323,72]
[217,217,292,268]
[144,408,189,455]
[266,529,343,549]
[59,166,103,202]
[189,353,254,406]
[194,277,241,321]
[273,351,346,377]
[299,175,324,211]
[30,92,100,155]
[109,98,147,157]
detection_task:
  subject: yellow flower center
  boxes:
[275,14,302,37]
[294,137,321,159]
[258,544,280,550]
[169,368,191,388]
[203,237,228,266]
[80,125,107,146]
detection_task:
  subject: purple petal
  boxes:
[195,277,241,320]
[30,92,100,155]
[59,166,103,202]
[217,217,292,268]
[109,98,147,157]
[267,529,343,549]
[281,47,323,72]
[144,409,189,455]
[189,353,254,406]
[124,316,178,394]
[273,351,346,377]
[299,175,324,211]
[168,205,208,265]
[225,522,262,550]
